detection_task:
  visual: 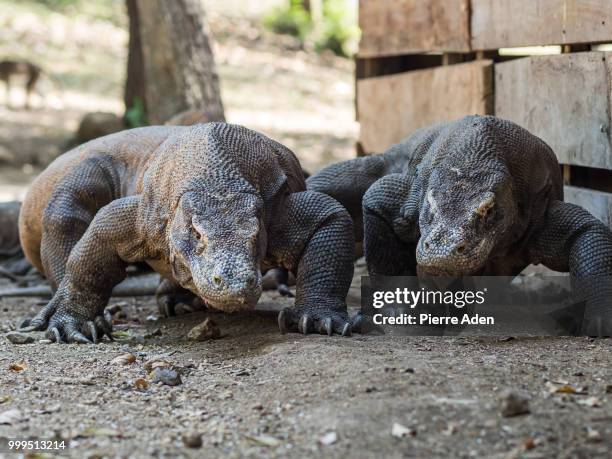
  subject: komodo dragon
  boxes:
[307,115,612,335]
[18,122,355,343]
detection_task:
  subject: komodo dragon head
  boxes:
[415,164,517,276]
[167,190,263,312]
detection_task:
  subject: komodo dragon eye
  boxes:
[476,196,495,219]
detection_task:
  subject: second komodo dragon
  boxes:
[307,115,612,335]
[19,123,355,343]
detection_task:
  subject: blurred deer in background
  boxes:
[0,59,43,109]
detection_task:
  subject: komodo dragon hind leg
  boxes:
[156,278,207,317]
[530,200,612,336]
[39,155,120,290]
[269,191,355,336]
[21,196,142,344]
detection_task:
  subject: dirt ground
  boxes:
[1,268,611,458]
[0,2,611,458]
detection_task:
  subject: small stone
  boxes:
[0,408,22,425]
[182,432,203,448]
[500,391,530,417]
[5,332,34,344]
[187,318,221,341]
[319,431,337,445]
[391,423,415,438]
[111,353,136,365]
[150,368,182,386]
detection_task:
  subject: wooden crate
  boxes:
[358,0,470,58]
[495,52,612,169]
[472,0,612,50]
[357,60,493,153]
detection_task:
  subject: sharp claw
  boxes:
[298,315,313,335]
[351,313,364,334]
[277,284,294,297]
[19,325,37,333]
[19,318,31,328]
[87,321,98,344]
[104,309,112,324]
[69,331,92,345]
[341,322,352,337]
[164,302,175,318]
[278,309,293,334]
[321,317,333,336]
[96,316,113,341]
[48,327,61,343]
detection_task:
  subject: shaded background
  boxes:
[0,0,358,200]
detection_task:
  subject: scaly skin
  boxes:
[18,123,355,343]
[308,115,612,335]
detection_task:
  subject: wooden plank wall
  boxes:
[471,0,612,50]
[495,52,612,170]
[358,0,470,58]
[358,60,493,153]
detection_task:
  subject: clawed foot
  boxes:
[278,306,357,336]
[20,300,113,344]
[156,279,207,317]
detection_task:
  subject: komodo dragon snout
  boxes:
[169,191,263,312]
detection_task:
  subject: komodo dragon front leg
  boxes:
[39,155,120,290]
[362,174,419,276]
[21,196,144,343]
[271,191,355,335]
[530,201,612,335]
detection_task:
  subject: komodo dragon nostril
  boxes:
[213,275,222,286]
[455,243,466,254]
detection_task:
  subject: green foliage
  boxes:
[125,97,148,129]
[264,0,358,57]
[264,1,312,41]
[314,0,358,57]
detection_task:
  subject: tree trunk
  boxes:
[124,0,146,115]
[125,0,225,125]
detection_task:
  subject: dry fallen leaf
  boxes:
[8,362,26,372]
[81,427,121,438]
[523,437,536,450]
[586,427,602,442]
[245,434,282,447]
[577,397,602,408]
[392,423,415,438]
[546,382,576,394]
[143,358,172,372]
[110,353,136,365]
[134,378,149,391]
[319,431,338,445]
